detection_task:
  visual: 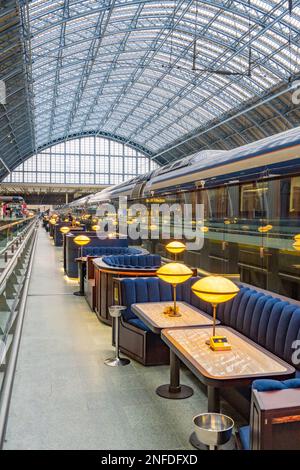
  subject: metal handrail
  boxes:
[0,217,36,257]
[0,221,37,296]
[0,217,35,233]
[0,224,38,449]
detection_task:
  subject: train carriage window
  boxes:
[240,183,267,219]
[207,187,229,220]
[290,177,300,215]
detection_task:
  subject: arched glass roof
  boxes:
[23,1,300,152]
[2,0,300,177]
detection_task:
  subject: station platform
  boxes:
[3,227,244,450]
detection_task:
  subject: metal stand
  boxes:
[105,307,130,367]
[73,259,84,296]
[189,432,236,450]
[156,350,193,399]
[208,386,220,413]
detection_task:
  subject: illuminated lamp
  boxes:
[166,241,186,261]
[156,263,193,317]
[293,241,300,251]
[108,232,117,239]
[294,234,300,241]
[258,225,273,233]
[49,218,57,225]
[60,226,70,235]
[92,225,100,231]
[74,234,90,247]
[73,235,91,296]
[192,276,239,351]
[200,226,209,233]
[74,234,91,258]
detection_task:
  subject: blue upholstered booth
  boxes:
[120,276,210,332]
[239,379,300,450]
[102,254,161,269]
[65,233,130,277]
[119,276,300,372]
[82,246,142,257]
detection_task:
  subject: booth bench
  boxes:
[116,276,300,412]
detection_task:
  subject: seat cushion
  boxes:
[239,426,250,450]
[102,254,161,269]
[252,378,300,391]
[120,277,196,322]
[127,318,151,332]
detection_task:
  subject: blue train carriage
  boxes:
[60,127,300,300]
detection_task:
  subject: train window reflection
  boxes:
[240,183,268,219]
[290,177,300,214]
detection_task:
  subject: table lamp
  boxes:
[74,234,91,258]
[156,262,193,317]
[166,241,186,261]
[60,226,70,235]
[258,225,273,233]
[92,225,100,231]
[49,218,57,225]
[192,276,239,351]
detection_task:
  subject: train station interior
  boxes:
[1,0,300,453]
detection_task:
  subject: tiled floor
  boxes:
[4,227,245,450]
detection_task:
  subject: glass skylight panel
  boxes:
[23,0,300,160]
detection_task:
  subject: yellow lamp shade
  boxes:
[200,226,209,233]
[293,241,300,251]
[49,218,57,225]
[156,262,193,285]
[92,225,100,231]
[74,235,91,247]
[192,276,239,305]
[258,224,273,233]
[75,221,81,226]
[294,234,300,241]
[60,226,70,234]
[166,241,186,255]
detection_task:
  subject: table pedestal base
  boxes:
[156,350,194,399]
[156,384,193,399]
[104,357,130,367]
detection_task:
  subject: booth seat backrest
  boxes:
[103,254,161,268]
[216,286,300,369]
[120,277,300,369]
[120,276,210,322]
[82,246,142,257]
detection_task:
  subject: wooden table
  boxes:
[161,326,295,411]
[131,301,216,399]
[74,257,87,296]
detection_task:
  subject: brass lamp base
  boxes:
[163,305,181,317]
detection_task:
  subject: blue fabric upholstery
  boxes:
[82,246,142,257]
[215,285,300,371]
[127,318,152,332]
[120,276,203,325]
[239,426,250,450]
[102,254,161,269]
[120,275,300,372]
[252,378,300,391]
